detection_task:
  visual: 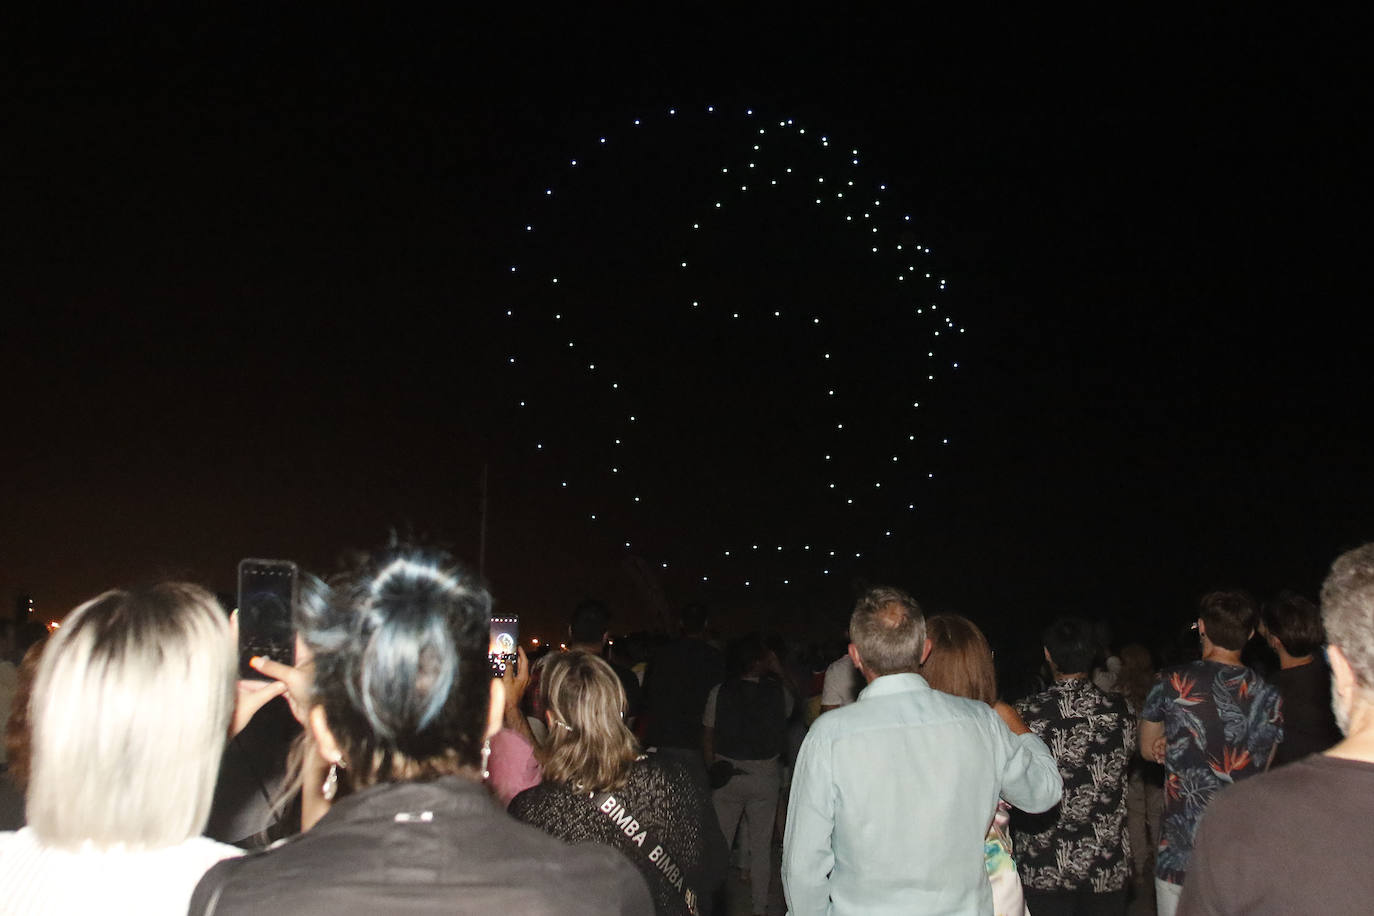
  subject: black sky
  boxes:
[3,9,1367,649]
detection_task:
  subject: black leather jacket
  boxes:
[190,775,652,915]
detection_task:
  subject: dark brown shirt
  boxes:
[1179,754,1374,916]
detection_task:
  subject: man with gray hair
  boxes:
[1178,545,1374,914]
[782,586,1063,915]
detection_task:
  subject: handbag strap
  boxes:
[586,789,701,915]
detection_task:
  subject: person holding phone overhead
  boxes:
[190,545,652,916]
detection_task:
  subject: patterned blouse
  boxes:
[1014,677,1137,892]
[1141,660,1282,885]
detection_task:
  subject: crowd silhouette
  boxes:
[1,539,1372,915]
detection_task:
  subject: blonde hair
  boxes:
[538,651,639,792]
[27,583,235,849]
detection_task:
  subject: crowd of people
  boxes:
[1,540,1373,915]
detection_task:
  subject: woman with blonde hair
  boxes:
[510,649,727,915]
[922,613,1033,916]
[0,583,258,914]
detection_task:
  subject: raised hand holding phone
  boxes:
[236,558,298,680]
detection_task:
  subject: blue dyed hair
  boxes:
[297,546,492,787]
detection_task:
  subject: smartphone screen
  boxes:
[489,615,519,677]
[237,558,299,680]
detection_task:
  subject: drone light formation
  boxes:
[502,104,963,589]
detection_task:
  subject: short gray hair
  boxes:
[27,583,235,848]
[850,586,926,676]
[1321,543,1374,692]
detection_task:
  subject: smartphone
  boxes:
[489,615,519,677]
[237,558,299,680]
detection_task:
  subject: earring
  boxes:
[480,738,492,781]
[322,756,345,801]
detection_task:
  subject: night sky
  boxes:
[4,10,1366,655]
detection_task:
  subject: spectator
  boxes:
[1178,544,1374,914]
[782,586,1062,915]
[922,613,1033,916]
[569,599,644,726]
[485,643,543,807]
[1014,617,1137,916]
[641,603,726,789]
[0,584,263,914]
[702,634,791,916]
[819,623,863,713]
[510,650,726,915]
[190,548,651,915]
[0,638,46,830]
[1139,590,1283,916]
[1259,590,1341,765]
[1116,643,1164,901]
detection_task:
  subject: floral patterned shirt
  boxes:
[1141,660,1283,885]
[1013,678,1137,892]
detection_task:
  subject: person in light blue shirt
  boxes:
[783,586,1063,916]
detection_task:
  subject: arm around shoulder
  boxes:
[997,723,1063,814]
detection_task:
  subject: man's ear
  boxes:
[486,675,505,741]
[1043,646,1052,664]
[308,705,344,765]
[1329,645,1356,697]
[847,642,863,673]
[919,637,933,666]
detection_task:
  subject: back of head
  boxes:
[1042,616,1098,676]
[849,586,925,677]
[570,599,611,645]
[1116,642,1155,709]
[300,548,492,788]
[1198,589,1257,651]
[539,650,638,791]
[679,602,708,636]
[1320,544,1374,691]
[725,632,769,679]
[921,614,996,705]
[1261,590,1325,658]
[28,583,235,849]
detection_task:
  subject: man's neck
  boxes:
[1279,651,1315,670]
[1327,705,1374,764]
[568,641,603,655]
[1202,645,1245,666]
[1053,672,1088,683]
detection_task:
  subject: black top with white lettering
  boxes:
[509,754,728,916]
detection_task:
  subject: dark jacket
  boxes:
[190,776,652,916]
[642,638,725,750]
[509,755,727,915]
[714,677,787,761]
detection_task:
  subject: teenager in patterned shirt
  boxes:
[1015,617,1137,916]
[1139,590,1283,916]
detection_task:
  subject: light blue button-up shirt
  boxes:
[782,672,1062,916]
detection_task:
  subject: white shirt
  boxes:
[0,827,242,915]
[783,673,1063,916]
[820,654,861,708]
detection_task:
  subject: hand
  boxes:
[1150,735,1167,765]
[247,653,314,727]
[993,700,1031,736]
[232,678,288,737]
[501,646,531,709]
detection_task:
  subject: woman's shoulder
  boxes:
[508,779,576,819]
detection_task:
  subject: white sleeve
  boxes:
[702,683,720,728]
[820,656,854,707]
